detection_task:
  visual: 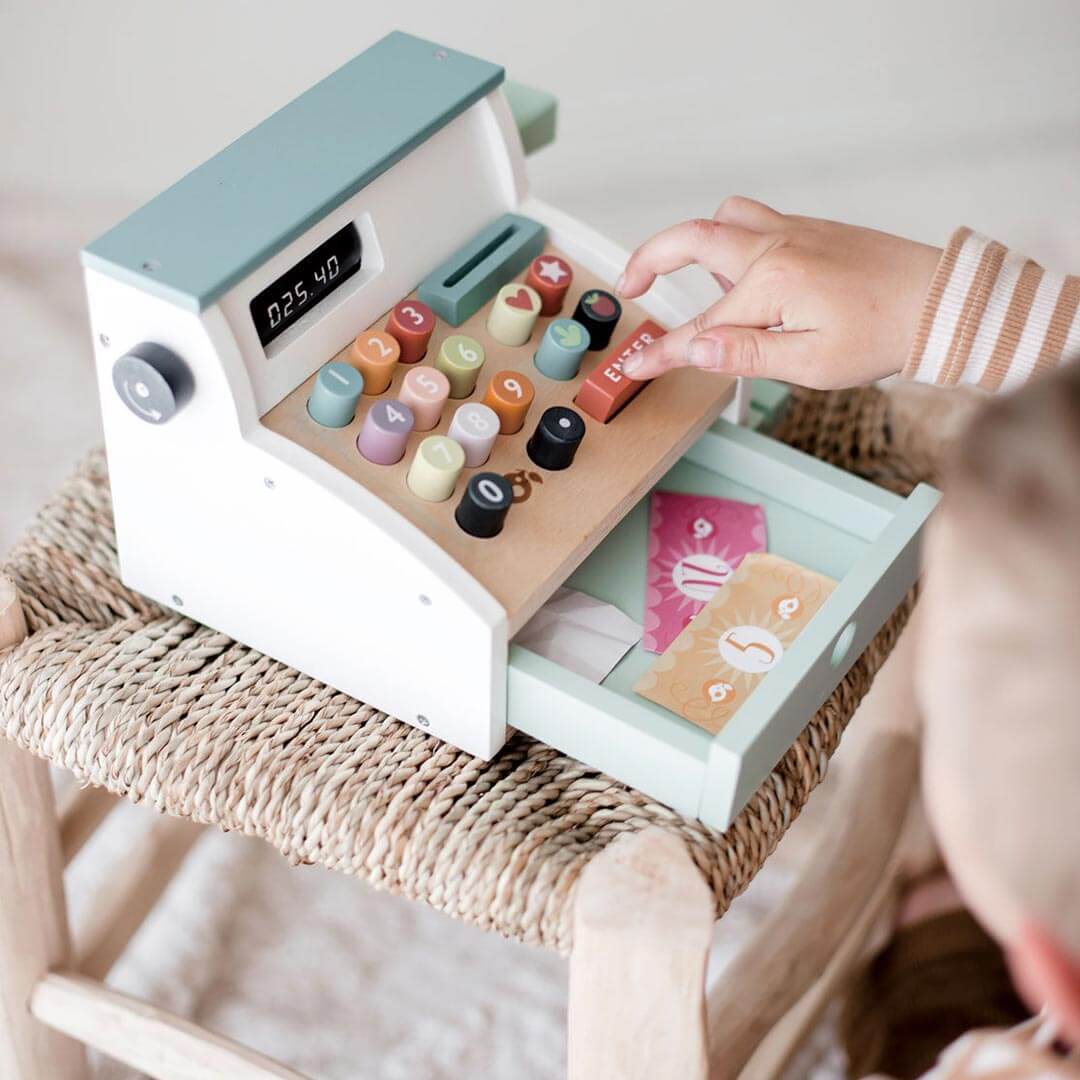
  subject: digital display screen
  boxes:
[250,222,363,347]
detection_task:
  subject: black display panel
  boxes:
[250,223,363,347]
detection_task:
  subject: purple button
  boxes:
[357,399,415,465]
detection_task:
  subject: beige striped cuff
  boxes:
[904,227,1080,392]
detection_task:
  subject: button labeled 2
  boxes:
[350,329,400,395]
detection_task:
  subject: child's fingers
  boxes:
[685,326,820,385]
[621,281,783,380]
[617,219,772,299]
[712,195,785,232]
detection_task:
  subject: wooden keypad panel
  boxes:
[261,248,735,634]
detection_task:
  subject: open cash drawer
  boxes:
[508,417,939,831]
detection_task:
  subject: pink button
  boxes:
[356,399,415,465]
[447,403,501,467]
[399,366,450,431]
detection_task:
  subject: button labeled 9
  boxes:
[482,370,535,434]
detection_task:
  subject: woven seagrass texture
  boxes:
[0,386,927,953]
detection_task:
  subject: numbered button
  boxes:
[482,370,535,434]
[533,319,590,381]
[447,402,501,467]
[525,254,573,316]
[435,334,486,399]
[399,366,450,431]
[356,399,414,465]
[307,361,364,428]
[349,329,400,395]
[486,283,541,347]
[386,299,436,364]
[455,473,514,539]
[407,435,465,502]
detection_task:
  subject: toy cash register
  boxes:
[81,31,938,830]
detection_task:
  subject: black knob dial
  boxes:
[571,289,622,351]
[112,342,193,424]
[455,473,514,539]
[526,406,586,471]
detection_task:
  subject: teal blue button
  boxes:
[307,361,364,427]
[533,318,591,381]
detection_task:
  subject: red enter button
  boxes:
[573,320,665,423]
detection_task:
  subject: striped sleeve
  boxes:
[903,227,1080,392]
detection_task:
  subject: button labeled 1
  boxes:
[307,361,364,428]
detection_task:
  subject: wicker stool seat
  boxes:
[0,387,921,955]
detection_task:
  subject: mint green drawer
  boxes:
[507,418,939,831]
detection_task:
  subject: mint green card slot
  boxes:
[417,213,546,325]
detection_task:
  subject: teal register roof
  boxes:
[81,32,505,312]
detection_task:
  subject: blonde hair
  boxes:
[926,358,1080,955]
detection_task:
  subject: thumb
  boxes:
[686,326,819,385]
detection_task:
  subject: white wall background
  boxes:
[5,0,1080,260]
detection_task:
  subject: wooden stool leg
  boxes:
[1,578,88,1078]
[568,827,714,1080]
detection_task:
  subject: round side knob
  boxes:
[112,343,193,424]
[455,473,514,538]
[572,290,622,352]
[526,406,586,471]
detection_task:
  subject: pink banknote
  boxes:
[642,490,768,654]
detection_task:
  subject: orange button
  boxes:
[349,329,400,394]
[386,299,436,364]
[482,370,535,434]
[574,320,665,422]
[525,254,573,316]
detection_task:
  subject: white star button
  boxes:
[537,258,569,284]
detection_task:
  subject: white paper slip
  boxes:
[516,587,641,683]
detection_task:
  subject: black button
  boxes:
[112,342,193,424]
[455,473,514,538]
[526,406,586,471]
[571,289,622,351]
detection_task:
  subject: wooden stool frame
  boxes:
[0,574,922,1080]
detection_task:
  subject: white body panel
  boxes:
[86,88,745,759]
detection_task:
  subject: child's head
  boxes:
[916,358,1080,1037]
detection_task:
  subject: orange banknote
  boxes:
[634,552,836,734]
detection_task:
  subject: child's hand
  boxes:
[617,197,941,389]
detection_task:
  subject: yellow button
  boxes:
[407,435,466,502]
[435,334,486,398]
[486,283,541,347]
